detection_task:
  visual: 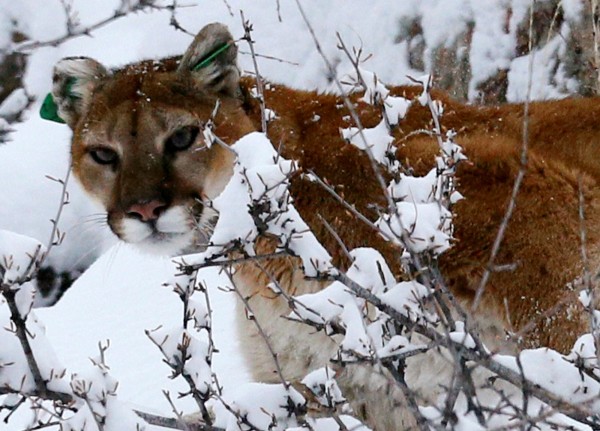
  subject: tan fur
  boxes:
[55,24,600,430]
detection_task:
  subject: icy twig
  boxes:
[238,50,299,66]
[240,12,268,133]
[177,251,289,274]
[146,328,212,424]
[6,1,181,53]
[223,267,290,389]
[331,271,600,427]
[166,0,196,36]
[472,1,534,311]
[294,0,395,217]
[220,0,234,17]
[42,167,71,266]
[0,256,71,405]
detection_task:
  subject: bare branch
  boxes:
[240,12,268,133]
[472,1,535,311]
[8,2,158,53]
[223,267,290,389]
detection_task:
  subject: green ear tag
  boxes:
[192,42,231,71]
[40,93,66,124]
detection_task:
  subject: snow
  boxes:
[506,35,573,102]
[341,119,394,166]
[340,68,411,169]
[377,201,453,254]
[562,0,585,22]
[0,0,596,429]
[146,325,212,394]
[222,383,305,431]
[0,230,45,285]
[468,0,517,98]
[1,246,250,430]
[378,281,431,322]
[64,362,150,431]
[290,248,393,329]
[301,367,345,407]
[0,89,29,119]
[494,349,600,408]
[0,303,69,397]
[186,132,333,277]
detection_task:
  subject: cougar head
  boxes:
[51,23,256,255]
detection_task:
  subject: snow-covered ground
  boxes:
[0,1,588,429]
[36,248,249,419]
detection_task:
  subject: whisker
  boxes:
[66,222,109,243]
[78,214,108,222]
[80,212,108,218]
[77,216,108,222]
[75,218,108,226]
[102,242,122,287]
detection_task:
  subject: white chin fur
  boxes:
[120,206,195,256]
[156,207,191,233]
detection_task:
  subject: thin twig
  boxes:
[223,267,290,389]
[177,251,289,273]
[472,0,534,311]
[168,0,195,36]
[294,0,395,217]
[8,2,173,53]
[43,166,72,266]
[0,284,70,405]
[592,0,600,94]
[238,50,299,65]
[332,270,600,428]
[240,12,268,133]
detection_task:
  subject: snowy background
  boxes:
[0,0,591,429]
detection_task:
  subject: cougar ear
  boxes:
[178,23,240,97]
[49,57,108,128]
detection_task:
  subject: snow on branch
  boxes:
[5,1,182,54]
[177,131,333,278]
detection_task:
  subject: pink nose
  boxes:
[127,200,167,222]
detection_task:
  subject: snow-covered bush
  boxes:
[3,1,600,431]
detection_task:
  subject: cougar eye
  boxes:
[166,126,200,152]
[89,148,118,165]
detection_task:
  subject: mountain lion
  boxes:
[47,22,599,430]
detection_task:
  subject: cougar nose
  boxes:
[127,200,167,222]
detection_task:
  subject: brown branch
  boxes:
[0,385,71,404]
[0,285,71,404]
[177,251,289,273]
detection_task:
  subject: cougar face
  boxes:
[52,24,254,255]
